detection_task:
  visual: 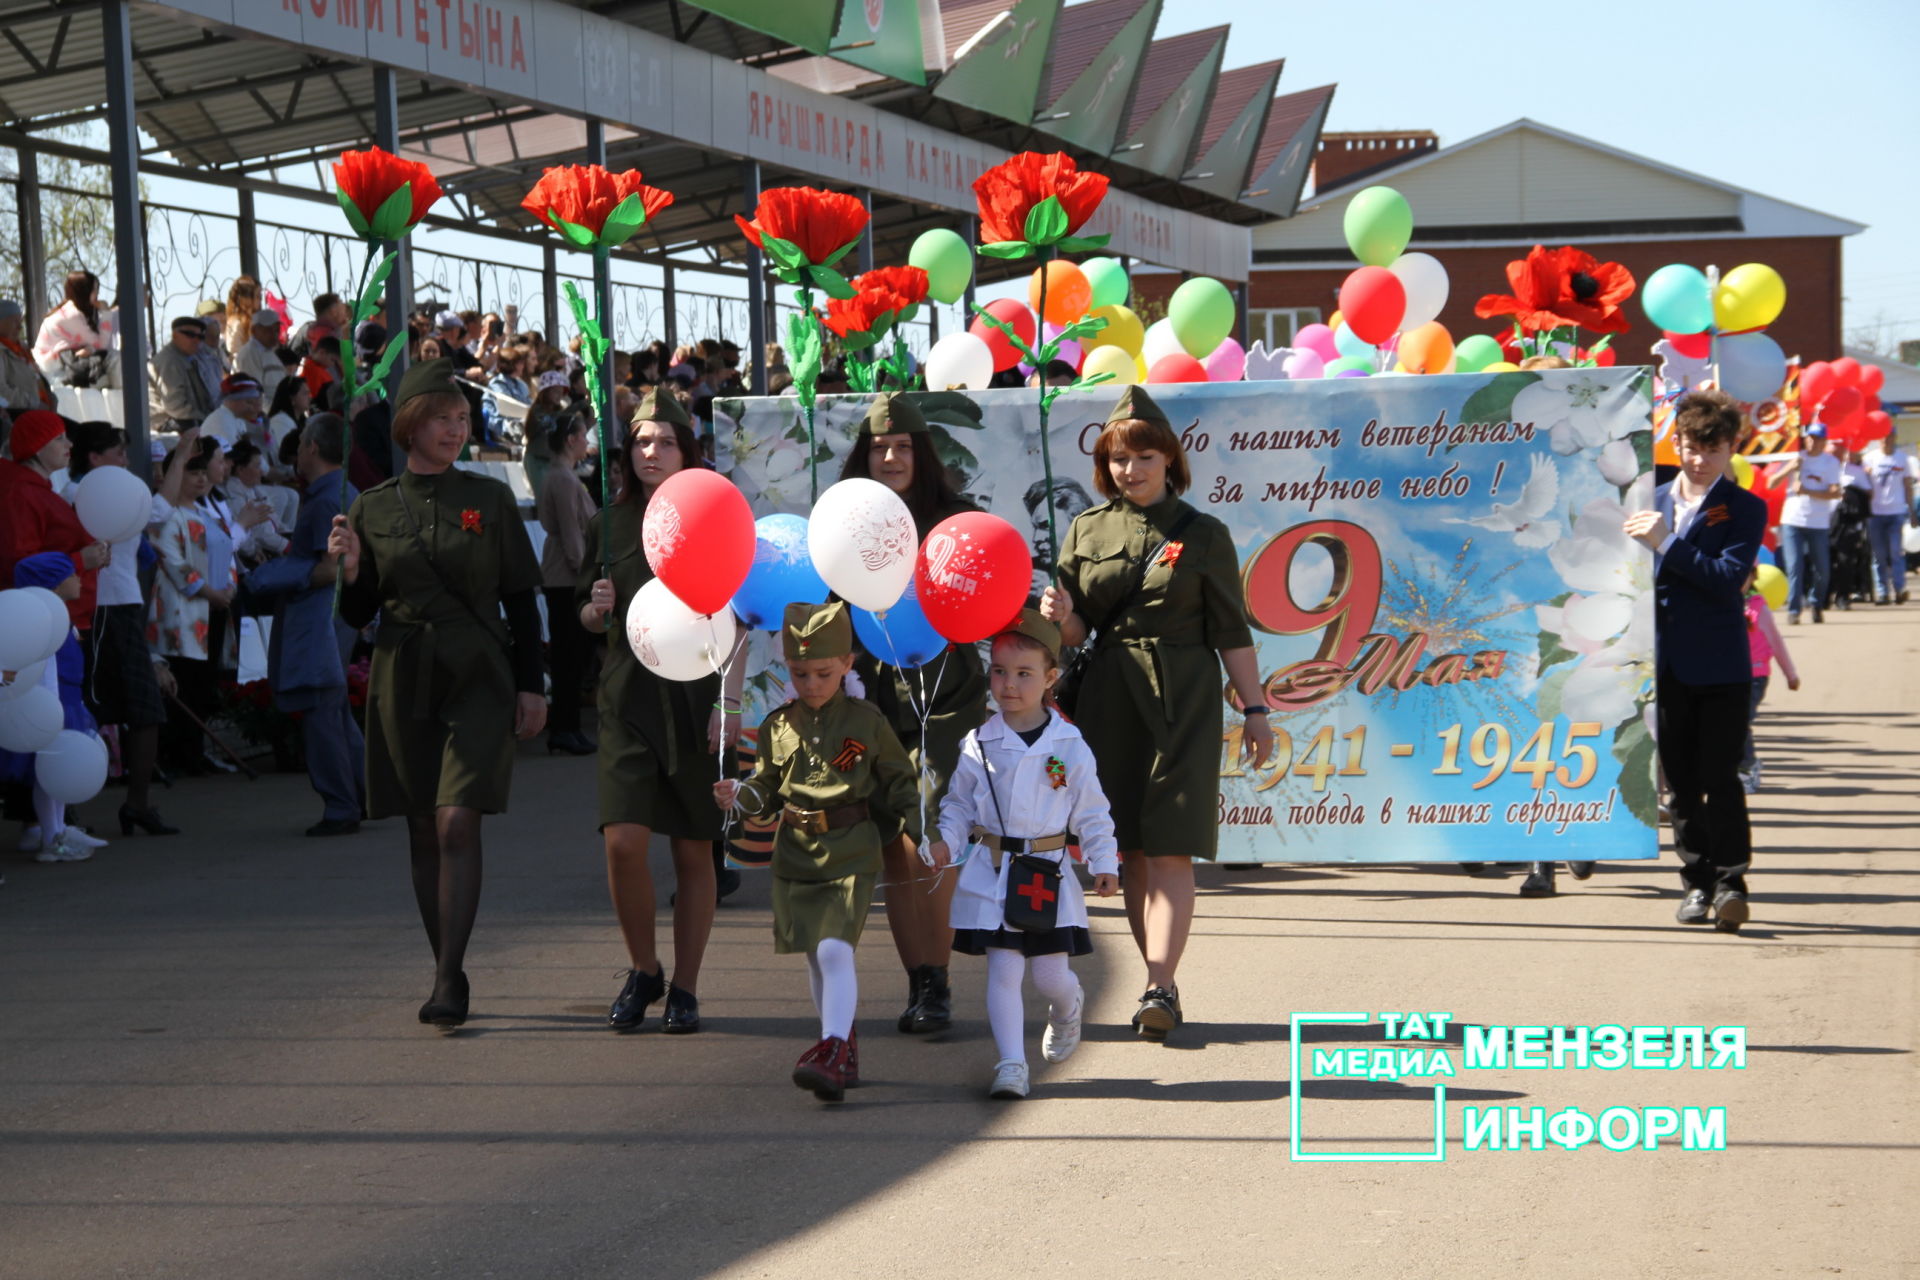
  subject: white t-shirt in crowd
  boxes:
[1781,451,1842,529]
[58,473,157,609]
[1867,448,1916,516]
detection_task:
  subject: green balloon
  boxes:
[1168,276,1236,357]
[909,228,973,305]
[1343,186,1413,268]
[1324,355,1376,376]
[1453,333,1504,373]
[1081,257,1130,311]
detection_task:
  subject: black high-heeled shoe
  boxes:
[662,983,701,1034]
[119,805,180,836]
[608,966,665,1032]
[420,972,470,1029]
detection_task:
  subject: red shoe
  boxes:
[845,1026,861,1088]
[792,1036,852,1102]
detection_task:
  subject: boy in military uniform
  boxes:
[713,601,921,1102]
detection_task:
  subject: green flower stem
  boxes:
[591,242,614,585]
[1035,249,1059,586]
[331,244,382,618]
[794,284,821,503]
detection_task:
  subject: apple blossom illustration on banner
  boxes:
[523,164,675,580]
[732,514,831,630]
[328,145,443,610]
[736,185,870,501]
[908,227,973,304]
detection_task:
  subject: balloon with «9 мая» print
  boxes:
[914,512,1032,644]
[642,468,755,617]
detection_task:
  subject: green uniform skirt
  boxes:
[364,625,517,819]
[771,870,879,955]
[596,712,724,839]
[1074,639,1226,860]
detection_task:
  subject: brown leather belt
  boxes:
[971,825,1070,868]
[782,801,870,835]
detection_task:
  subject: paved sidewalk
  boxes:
[1,608,1915,1279]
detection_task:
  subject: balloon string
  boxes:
[912,648,950,883]
[711,619,749,855]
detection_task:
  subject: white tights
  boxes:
[985,948,1080,1065]
[33,786,64,845]
[805,937,858,1040]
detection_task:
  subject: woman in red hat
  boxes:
[0,410,108,638]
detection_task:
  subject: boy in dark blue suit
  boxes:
[1623,390,1767,933]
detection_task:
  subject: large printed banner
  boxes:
[718,368,1659,862]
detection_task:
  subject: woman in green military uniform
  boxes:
[838,391,989,1035]
[578,389,745,1035]
[1038,386,1275,1041]
[327,358,547,1030]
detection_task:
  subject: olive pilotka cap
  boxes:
[396,357,461,404]
[783,601,853,662]
[857,391,929,437]
[996,607,1062,665]
[632,385,694,429]
[1105,384,1171,430]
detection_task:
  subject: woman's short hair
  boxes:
[1091,417,1190,499]
[391,390,469,450]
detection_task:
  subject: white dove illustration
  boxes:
[1444,454,1562,548]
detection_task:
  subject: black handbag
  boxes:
[1054,508,1197,717]
[981,740,1063,933]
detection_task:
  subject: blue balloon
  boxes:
[853,576,946,669]
[1754,545,1775,568]
[1334,321,1376,361]
[1718,332,1787,403]
[731,514,830,630]
[1642,264,1713,335]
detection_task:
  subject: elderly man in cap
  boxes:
[1,298,54,413]
[190,300,230,401]
[235,308,287,401]
[199,375,266,449]
[149,316,217,432]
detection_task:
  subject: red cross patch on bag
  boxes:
[830,738,867,771]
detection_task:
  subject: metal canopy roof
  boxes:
[0,0,1330,283]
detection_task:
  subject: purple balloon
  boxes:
[1020,323,1084,377]
[1333,368,1370,379]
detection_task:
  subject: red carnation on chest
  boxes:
[460,508,483,534]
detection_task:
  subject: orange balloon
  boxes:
[1396,321,1454,374]
[1029,261,1092,327]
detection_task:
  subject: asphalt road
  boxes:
[2,606,1915,1279]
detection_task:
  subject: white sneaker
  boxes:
[58,827,108,850]
[35,837,92,863]
[1041,985,1085,1063]
[19,824,42,853]
[203,750,239,774]
[988,1059,1030,1100]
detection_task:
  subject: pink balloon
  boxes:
[1202,337,1246,382]
[1281,349,1325,380]
[1294,323,1339,362]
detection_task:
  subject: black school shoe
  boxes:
[609,966,665,1032]
[1517,863,1557,897]
[1136,987,1176,1040]
[662,983,701,1034]
[1675,889,1712,925]
[1566,861,1595,880]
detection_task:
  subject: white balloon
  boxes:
[0,684,64,753]
[1141,318,1187,369]
[924,331,994,391]
[808,478,916,613]
[1389,252,1450,331]
[0,659,48,702]
[34,729,107,804]
[0,587,68,669]
[72,465,152,545]
[625,577,738,683]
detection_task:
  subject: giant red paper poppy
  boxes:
[973,151,1110,255]
[333,147,443,241]
[822,266,930,347]
[1474,245,1636,335]
[734,187,869,268]
[522,165,674,249]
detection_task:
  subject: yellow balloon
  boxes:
[1082,303,1145,358]
[1329,310,1344,330]
[1483,361,1521,373]
[1730,454,1755,489]
[1134,354,1150,383]
[1753,563,1788,612]
[1081,344,1138,386]
[1713,263,1786,332]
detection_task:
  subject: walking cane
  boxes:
[162,687,260,781]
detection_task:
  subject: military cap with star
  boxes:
[396,356,461,405]
[857,391,929,437]
[632,384,694,430]
[782,600,854,662]
[1105,384,1171,430]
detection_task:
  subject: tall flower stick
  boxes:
[328,147,443,614]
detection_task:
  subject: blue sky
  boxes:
[1154,0,1914,347]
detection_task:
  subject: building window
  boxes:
[1252,307,1322,348]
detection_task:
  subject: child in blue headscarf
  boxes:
[2,552,102,861]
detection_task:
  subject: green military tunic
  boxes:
[1055,492,1253,859]
[852,498,990,825]
[736,691,922,953]
[576,499,724,837]
[342,466,542,818]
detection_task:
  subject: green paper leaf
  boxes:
[598,191,650,249]
[969,303,1039,366]
[810,266,855,300]
[1053,233,1111,253]
[1055,315,1110,344]
[822,238,861,268]
[369,182,417,242]
[357,251,397,322]
[788,311,823,409]
[846,358,876,394]
[978,240,1033,260]
[367,332,407,390]
[760,233,809,271]
[1071,371,1116,391]
[1023,196,1068,246]
[550,210,597,248]
[335,187,372,240]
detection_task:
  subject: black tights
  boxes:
[406,806,484,1000]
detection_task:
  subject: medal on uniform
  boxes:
[1045,755,1068,789]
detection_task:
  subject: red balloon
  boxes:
[1337,266,1406,344]
[1830,356,1862,387]
[1863,393,1881,416]
[1864,409,1894,444]
[969,299,1036,373]
[1821,386,1861,423]
[1799,361,1835,408]
[1147,353,1207,383]
[643,468,755,616]
[1859,365,1885,395]
[1666,330,1712,359]
[914,512,1032,644]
